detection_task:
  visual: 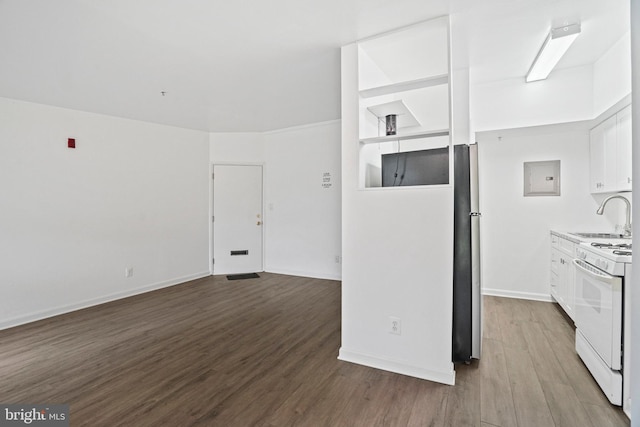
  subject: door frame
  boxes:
[210,162,265,275]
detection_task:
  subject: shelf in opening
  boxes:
[359,74,449,99]
[360,129,450,144]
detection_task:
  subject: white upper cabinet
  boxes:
[616,105,632,191]
[589,115,617,193]
[589,105,632,194]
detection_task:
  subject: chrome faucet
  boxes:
[596,195,632,237]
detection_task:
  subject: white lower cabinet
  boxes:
[550,232,575,320]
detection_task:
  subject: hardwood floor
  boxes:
[481,297,629,427]
[0,273,630,426]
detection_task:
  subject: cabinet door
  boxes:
[550,244,575,320]
[559,252,575,320]
[550,248,565,305]
[589,115,617,193]
[550,271,559,301]
[616,105,632,191]
[589,122,606,193]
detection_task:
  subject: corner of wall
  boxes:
[593,31,632,117]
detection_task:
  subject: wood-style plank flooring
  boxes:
[0,273,630,426]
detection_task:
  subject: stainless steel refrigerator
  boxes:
[381,143,482,362]
[452,144,482,362]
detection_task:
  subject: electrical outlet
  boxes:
[125,267,134,278]
[335,255,341,264]
[389,316,401,335]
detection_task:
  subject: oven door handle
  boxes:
[572,259,618,284]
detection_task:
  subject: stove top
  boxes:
[576,241,632,275]
[590,242,632,256]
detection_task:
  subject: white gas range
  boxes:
[573,238,632,407]
[575,241,632,274]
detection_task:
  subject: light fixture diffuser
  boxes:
[526,23,581,83]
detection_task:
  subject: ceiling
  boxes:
[0,0,629,132]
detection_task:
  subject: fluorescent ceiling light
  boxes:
[526,23,581,83]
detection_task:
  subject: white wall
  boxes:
[629,0,639,422]
[594,32,632,117]
[209,125,342,281]
[339,43,455,385]
[471,65,594,132]
[471,31,632,133]
[452,67,471,146]
[470,29,633,301]
[477,123,625,300]
[209,132,265,164]
[263,121,342,280]
[450,12,471,146]
[209,132,265,275]
[0,97,210,330]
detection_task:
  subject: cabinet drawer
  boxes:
[551,234,559,248]
[559,237,575,255]
[551,249,560,274]
[550,271,558,289]
[550,272,560,302]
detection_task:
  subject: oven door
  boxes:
[573,259,623,370]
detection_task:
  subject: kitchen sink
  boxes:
[569,232,631,239]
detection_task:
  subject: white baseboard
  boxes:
[482,288,553,302]
[0,271,211,331]
[338,348,456,386]
[265,267,341,281]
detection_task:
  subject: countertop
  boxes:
[551,230,632,245]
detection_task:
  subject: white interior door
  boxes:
[213,164,263,274]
